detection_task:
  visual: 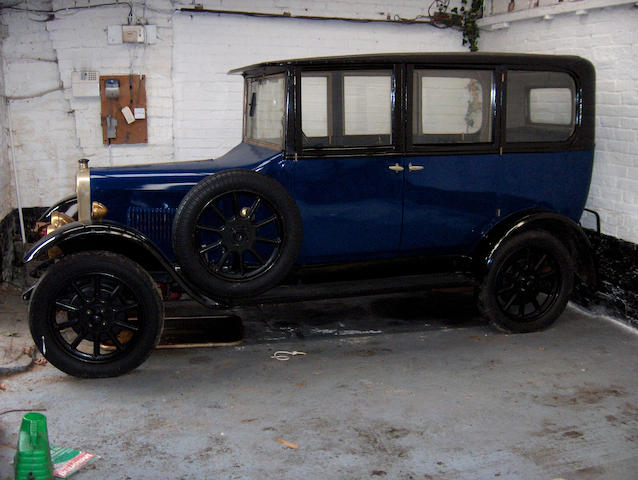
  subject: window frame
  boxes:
[294,64,402,159]
[282,59,591,159]
[243,70,289,150]
[502,67,582,154]
[405,65,500,156]
[411,68,496,146]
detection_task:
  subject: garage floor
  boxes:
[1,288,638,479]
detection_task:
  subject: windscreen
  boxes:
[245,74,286,148]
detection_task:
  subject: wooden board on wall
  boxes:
[100,74,148,145]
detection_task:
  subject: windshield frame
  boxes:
[243,72,288,150]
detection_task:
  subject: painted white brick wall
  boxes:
[1,0,461,211]
[173,0,459,21]
[0,1,175,210]
[0,50,11,221]
[480,3,638,243]
[1,8,83,208]
[2,0,637,247]
[172,12,463,160]
[46,1,175,167]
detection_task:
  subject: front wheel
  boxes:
[29,251,164,378]
[477,230,574,333]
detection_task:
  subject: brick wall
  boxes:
[1,6,83,207]
[480,2,638,244]
[0,0,460,211]
[174,0,452,21]
[172,12,462,160]
[0,32,11,221]
[1,0,637,248]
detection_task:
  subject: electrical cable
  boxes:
[2,0,133,19]
[180,7,446,29]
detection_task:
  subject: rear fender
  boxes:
[473,210,597,288]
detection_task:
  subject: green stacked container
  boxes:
[14,412,53,480]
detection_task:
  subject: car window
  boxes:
[245,74,286,148]
[301,70,393,148]
[412,69,493,144]
[506,71,576,142]
[343,74,392,136]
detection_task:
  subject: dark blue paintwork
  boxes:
[401,150,594,255]
[91,142,289,217]
[90,141,594,265]
[91,143,291,258]
[293,156,404,262]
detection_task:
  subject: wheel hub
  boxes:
[79,301,118,334]
[222,217,256,251]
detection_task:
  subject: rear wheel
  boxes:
[477,231,574,333]
[29,251,163,378]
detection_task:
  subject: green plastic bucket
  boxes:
[14,412,53,480]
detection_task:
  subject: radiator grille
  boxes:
[126,207,176,252]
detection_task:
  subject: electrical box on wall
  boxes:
[122,25,145,43]
[71,71,99,97]
[100,74,147,145]
[107,25,156,44]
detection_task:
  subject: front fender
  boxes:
[24,221,169,264]
[23,221,223,307]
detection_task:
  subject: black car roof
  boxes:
[228,52,592,75]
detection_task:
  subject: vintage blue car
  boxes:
[24,53,596,377]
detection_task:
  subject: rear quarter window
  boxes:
[506,71,576,143]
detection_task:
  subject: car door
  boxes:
[400,67,500,254]
[292,67,404,262]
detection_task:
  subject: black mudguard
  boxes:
[473,210,597,288]
[22,221,223,307]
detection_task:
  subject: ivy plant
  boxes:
[450,0,484,52]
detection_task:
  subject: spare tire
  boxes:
[172,170,302,299]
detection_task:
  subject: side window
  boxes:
[412,69,493,144]
[301,75,329,138]
[506,71,576,143]
[343,74,392,137]
[301,70,393,148]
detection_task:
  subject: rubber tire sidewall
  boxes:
[477,230,574,333]
[172,170,302,300]
[29,251,164,378]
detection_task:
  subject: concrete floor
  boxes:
[1,288,638,479]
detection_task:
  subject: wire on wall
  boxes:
[179,6,450,29]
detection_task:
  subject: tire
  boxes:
[172,170,302,299]
[29,251,164,378]
[477,230,574,333]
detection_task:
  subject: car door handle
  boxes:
[388,163,404,173]
[408,163,424,172]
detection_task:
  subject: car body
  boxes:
[24,53,597,377]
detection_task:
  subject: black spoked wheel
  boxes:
[195,190,283,281]
[29,251,163,377]
[173,170,302,299]
[477,231,574,333]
